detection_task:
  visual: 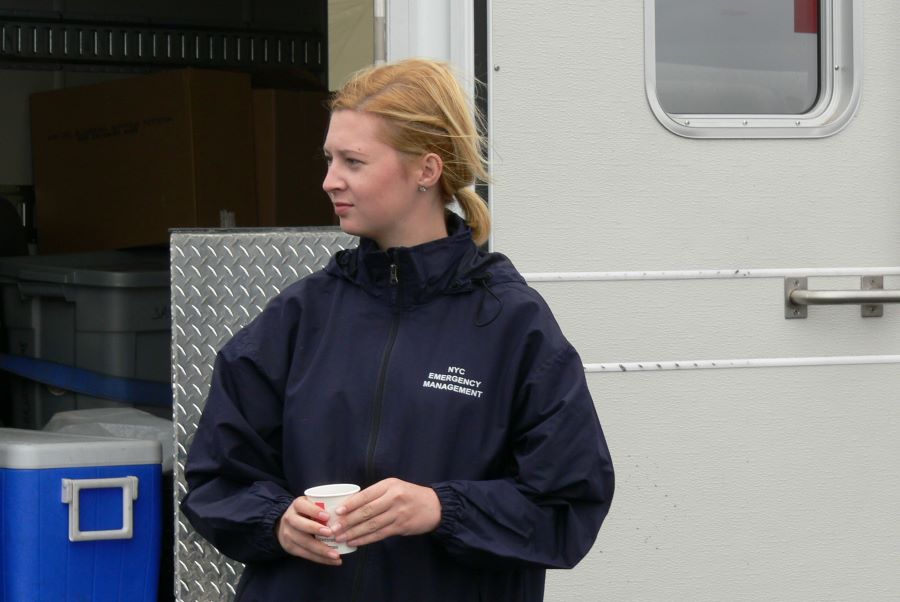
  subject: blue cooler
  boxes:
[0,428,161,601]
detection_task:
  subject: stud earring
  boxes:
[418,185,427,192]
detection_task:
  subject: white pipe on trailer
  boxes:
[374,0,386,64]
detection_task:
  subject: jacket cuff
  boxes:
[431,483,463,541]
[256,495,295,557]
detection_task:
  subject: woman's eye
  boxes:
[346,158,361,166]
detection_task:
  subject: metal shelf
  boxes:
[0,13,324,73]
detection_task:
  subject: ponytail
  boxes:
[455,188,490,246]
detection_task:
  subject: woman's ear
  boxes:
[418,153,444,189]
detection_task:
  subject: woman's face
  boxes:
[323,110,436,249]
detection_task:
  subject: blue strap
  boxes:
[0,353,172,407]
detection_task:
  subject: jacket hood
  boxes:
[325,213,525,309]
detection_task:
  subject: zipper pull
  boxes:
[389,263,399,285]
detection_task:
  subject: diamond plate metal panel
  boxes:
[171,228,356,602]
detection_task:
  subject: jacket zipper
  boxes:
[390,263,399,287]
[351,260,400,601]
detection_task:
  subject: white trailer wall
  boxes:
[489,1,900,600]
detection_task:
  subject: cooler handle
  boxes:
[61,476,139,542]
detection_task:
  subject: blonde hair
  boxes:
[330,58,491,245]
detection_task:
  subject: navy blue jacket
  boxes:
[181,215,614,601]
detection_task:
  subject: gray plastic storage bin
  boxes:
[0,250,170,428]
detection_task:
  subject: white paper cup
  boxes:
[304,483,361,554]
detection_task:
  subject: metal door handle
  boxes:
[785,276,900,318]
[790,289,900,305]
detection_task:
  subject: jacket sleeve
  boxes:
[430,343,614,570]
[179,294,297,564]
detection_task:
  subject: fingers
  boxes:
[340,486,394,524]
[335,505,398,548]
[277,497,343,566]
[331,479,441,547]
[331,480,392,541]
[335,480,387,516]
[292,496,331,522]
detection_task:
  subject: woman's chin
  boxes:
[337,220,366,239]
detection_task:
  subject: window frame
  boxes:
[644,0,862,139]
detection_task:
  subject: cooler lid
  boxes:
[0,249,168,288]
[0,428,162,469]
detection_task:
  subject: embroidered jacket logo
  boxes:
[422,366,484,398]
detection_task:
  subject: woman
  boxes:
[181,58,614,601]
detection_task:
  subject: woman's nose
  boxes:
[322,165,343,193]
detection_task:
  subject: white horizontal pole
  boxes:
[584,355,900,373]
[524,267,900,283]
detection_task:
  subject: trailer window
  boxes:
[645,0,860,138]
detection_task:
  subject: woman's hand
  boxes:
[331,478,442,547]
[276,497,343,566]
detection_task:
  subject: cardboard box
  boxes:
[30,69,258,253]
[252,89,336,227]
